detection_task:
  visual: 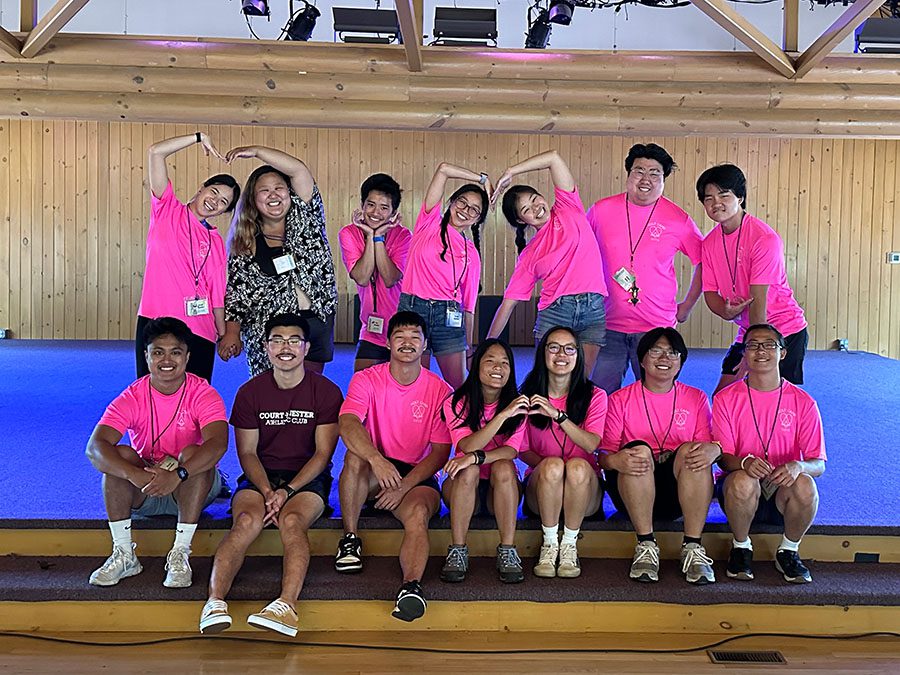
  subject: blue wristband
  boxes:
[373,235,385,243]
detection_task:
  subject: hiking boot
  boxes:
[89,543,142,586]
[629,540,660,583]
[440,544,469,583]
[496,545,524,584]
[680,542,716,585]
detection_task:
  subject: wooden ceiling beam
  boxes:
[20,0,39,32]
[783,0,799,53]
[0,27,23,59]
[794,0,885,79]
[21,0,91,59]
[395,0,423,72]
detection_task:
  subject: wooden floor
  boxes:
[0,632,897,674]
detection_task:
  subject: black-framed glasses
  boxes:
[453,196,482,219]
[547,343,577,356]
[267,336,306,346]
[744,340,781,352]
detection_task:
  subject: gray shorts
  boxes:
[534,292,607,347]
[133,468,222,518]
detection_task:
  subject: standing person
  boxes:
[398,162,491,389]
[488,150,606,377]
[86,317,228,588]
[339,173,412,371]
[137,133,240,383]
[440,339,529,584]
[587,143,704,394]
[697,164,808,394]
[598,327,719,585]
[336,311,453,622]
[519,327,607,579]
[219,145,337,377]
[200,313,342,637]
[714,324,826,584]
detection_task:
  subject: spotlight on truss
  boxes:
[242,0,269,17]
[548,0,575,25]
[286,1,320,41]
[525,9,553,49]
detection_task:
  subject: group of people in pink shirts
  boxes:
[84,135,826,637]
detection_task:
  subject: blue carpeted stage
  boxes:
[1,340,897,527]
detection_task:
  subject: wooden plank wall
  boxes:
[1,120,898,357]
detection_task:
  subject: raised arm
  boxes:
[148,133,224,198]
[226,145,316,202]
[494,150,575,204]
[424,162,492,212]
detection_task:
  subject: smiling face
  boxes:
[362,189,396,229]
[145,334,189,389]
[389,324,427,364]
[625,157,666,206]
[702,183,743,225]
[253,172,291,222]
[265,325,309,374]
[640,336,682,385]
[449,191,484,231]
[743,327,786,375]
[478,343,511,393]
[543,329,578,377]
[514,190,550,228]
[190,183,235,220]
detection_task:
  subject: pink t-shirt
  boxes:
[442,397,527,479]
[339,223,412,348]
[587,194,703,333]
[340,362,453,465]
[601,381,712,459]
[503,187,607,310]
[98,373,227,464]
[137,182,228,343]
[712,379,827,467]
[400,202,481,313]
[523,387,608,473]
[702,214,807,340]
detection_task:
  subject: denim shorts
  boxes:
[398,293,467,356]
[534,292,606,347]
[133,467,222,518]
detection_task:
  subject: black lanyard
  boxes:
[148,378,188,462]
[640,383,677,455]
[721,214,745,294]
[448,230,469,303]
[745,378,783,461]
[188,222,213,297]
[625,197,660,269]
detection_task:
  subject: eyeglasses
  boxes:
[744,340,781,351]
[647,347,680,359]
[630,168,664,181]
[267,336,306,346]
[547,343,578,356]
[453,196,482,219]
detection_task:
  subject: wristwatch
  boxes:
[473,450,487,466]
[176,466,190,482]
[479,172,488,186]
[280,484,299,500]
[556,410,569,425]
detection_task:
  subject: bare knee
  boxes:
[727,471,760,503]
[341,452,368,477]
[538,457,565,484]
[456,463,481,489]
[232,509,264,535]
[785,473,818,507]
[564,458,594,488]
[490,460,517,487]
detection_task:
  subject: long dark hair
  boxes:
[229,164,293,256]
[443,339,523,438]
[439,183,488,262]
[520,326,595,430]
[501,185,539,254]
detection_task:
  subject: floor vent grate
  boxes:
[708,650,787,664]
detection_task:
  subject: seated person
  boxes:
[86,317,228,588]
[200,313,342,637]
[336,311,452,622]
[598,327,719,585]
[441,339,528,584]
[714,323,826,584]
[520,327,607,580]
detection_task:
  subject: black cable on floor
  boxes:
[0,631,897,654]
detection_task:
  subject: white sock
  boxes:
[173,522,197,550]
[561,527,579,547]
[732,537,753,550]
[779,535,801,552]
[541,524,559,546]
[109,519,132,550]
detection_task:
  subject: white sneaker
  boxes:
[199,598,232,634]
[247,599,299,637]
[533,541,559,578]
[89,543,142,586]
[557,542,581,578]
[163,546,193,588]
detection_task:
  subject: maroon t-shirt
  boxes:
[230,370,344,472]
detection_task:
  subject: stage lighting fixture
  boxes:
[242,0,269,17]
[332,7,402,44]
[856,17,900,54]
[286,1,320,41]
[432,7,498,47]
[525,9,552,49]
[548,0,574,26]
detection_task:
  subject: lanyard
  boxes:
[720,214,745,294]
[188,222,213,296]
[745,378,783,461]
[640,383,677,455]
[625,197,660,269]
[148,378,188,462]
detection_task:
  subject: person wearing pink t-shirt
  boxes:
[86,318,228,590]
[488,150,606,377]
[598,327,719,586]
[518,327,607,579]
[399,162,492,389]
[339,173,412,371]
[440,339,529,584]
[137,133,240,383]
[714,324,826,585]
[337,311,453,623]
[587,143,704,395]
[697,164,808,394]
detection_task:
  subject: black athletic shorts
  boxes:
[235,466,333,514]
[721,327,808,385]
[603,441,683,521]
[135,315,216,383]
[366,457,440,508]
[300,310,336,363]
[355,339,391,363]
[714,473,784,527]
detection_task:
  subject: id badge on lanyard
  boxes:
[445,305,463,328]
[185,297,210,316]
[366,315,385,335]
[273,253,297,275]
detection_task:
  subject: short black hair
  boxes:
[387,310,428,340]
[360,173,401,211]
[203,174,241,212]
[143,317,192,350]
[696,164,747,210]
[625,143,676,177]
[743,323,786,348]
[636,327,688,382]
[264,312,310,341]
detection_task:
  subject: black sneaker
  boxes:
[726,546,754,580]
[496,545,525,584]
[335,533,363,573]
[775,549,812,584]
[391,581,427,622]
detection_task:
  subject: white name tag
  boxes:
[185,297,209,316]
[445,308,463,328]
[273,253,297,275]
[366,315,385,335]
[613,266,636,291]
